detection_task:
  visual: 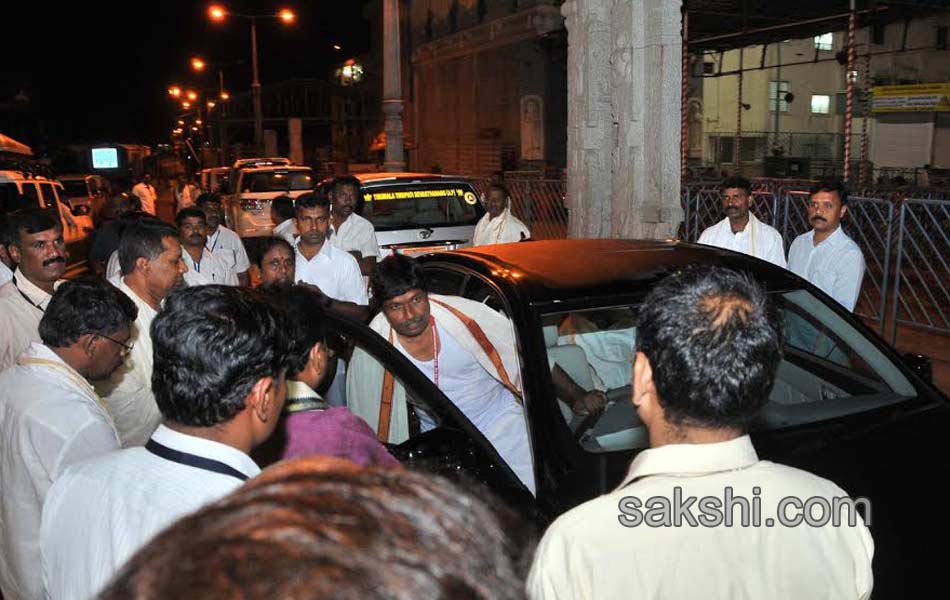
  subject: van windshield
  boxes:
[360,182,484,231]
[241,171,313,192]
[61,181,90,198]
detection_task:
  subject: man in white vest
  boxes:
[347,254,534,494]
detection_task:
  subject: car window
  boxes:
[20,182,41,208]
[424,267,467,296]
[0,183,37,214]
[541,290,918,454]
[461,274,507,315]
[361,182,484,231]
[39,183,60,207]
[240,171,313,193]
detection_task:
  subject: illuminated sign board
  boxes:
[871,83,950,113]
[91,147,119,169]
[364,188,467,201]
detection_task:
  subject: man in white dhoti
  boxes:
[95,221,187,447]
[0,210,68,372]
[472,183,530,246]
[697,176,787,268]
[0,278,137,600]
[347,254,535,494]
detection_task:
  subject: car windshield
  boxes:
[540,289,917,454]
[241,171,312,192]
[360,182,484,231]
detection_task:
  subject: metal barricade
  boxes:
[889,199,950,342]
[472,178,569,240]
[838,197,895,333]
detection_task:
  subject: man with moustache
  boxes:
[0,210,68,371]
[698,176,786,268]
[176,207,238,286]
[96,221,188,447]
[328,175,379,276]
[0,279,137,600]
[473,183,530,246]
[788,180,865,311]
[197,193,251,287]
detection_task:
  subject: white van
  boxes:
[223,165,314,238]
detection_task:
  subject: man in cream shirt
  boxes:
[328,175,380,277]
[0,210,68,372]
[176,207,238,286]
[95,221,187,446]
[528,266,873,600]
[0,279,136,600]
[473,183,530,246]
[697,176,786,268]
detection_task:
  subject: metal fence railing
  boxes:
[472,178,569,240]
[682,184,948,343]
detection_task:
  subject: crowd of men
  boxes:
[0,175,874,599]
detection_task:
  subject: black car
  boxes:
[323,239,947,598]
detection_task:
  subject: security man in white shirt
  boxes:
[0,278,137,600]
[0,209,68,372]
[95,220,188,447]
[328,175,380,276]
[130,174,158,216]
[788,180,866,311]
[528,266,873,600]
[41,285,293,600]
[197,193,252,286]
[697,175,787,268]
[294,193,369,322]
[176,207,238,286]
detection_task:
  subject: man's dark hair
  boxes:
[175,207,207,227]
[39,278,138,348]
[294,192,330,213]
[635,266,783,432]
[195,192,221,207]
[255,236,294,268]
[809,178,849,205]
[488,182,510,198]
[331,175,361,195]
[271,195,296,221]
[99,457,527,600]
[720,175,752,196]
[264,284,327,379]
[0,214,10,248]
[371,254,429,303]
[6,209,61,247]
[150,285,292,427]
[118,221,179,276]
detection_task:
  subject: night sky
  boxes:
[1,1,373,148]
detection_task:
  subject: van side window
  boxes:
[20,183,41,209]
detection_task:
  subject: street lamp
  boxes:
[191,57,206,72]
[207,4,296,150]
[168,86,182,98]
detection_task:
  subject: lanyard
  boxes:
[145,439,249,481]
[206,230,220,255]
[430,316,441,388]
[12,276,48,314]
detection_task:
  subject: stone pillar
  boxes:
[563,0,683,239]
[383,0,406,172]
[288,118,304,165]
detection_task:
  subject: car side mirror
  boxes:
[902,352,933,385]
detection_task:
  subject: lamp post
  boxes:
[208,4,295,151]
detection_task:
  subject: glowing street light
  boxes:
[206,100,216,109]
[177,119,185,125]
[278,8,296,23]
[182,101,192,109]
[187,90,198,101]
[196,119,203,125]
[219,91,230,101]
[191,57,206,72]
[168,86,182,97]
[208,5,226,21]
[332,44,341,51]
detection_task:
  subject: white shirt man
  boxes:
[330,212,380,263]
[205,225,251,279]
[174,181,199,212]
[182,247,238,286]
[0,260,12,288]
[40,425,258,600]
[273,217,297,244]
[295,240,368,305]
[788,226,865,311]
[473,206,530,246]
[527,436,874,600]
[131,179,157,216]
[0,343,121,600]
[698,212,787,268]
[0,268,59,372]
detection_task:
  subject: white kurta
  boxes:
[788,226,866,311]
[527,436,874,600]
[330,213,381,260]
[273,218,297,244]
[294,240,368,304]
[205,226,251,276]
[0,261,12,288]
[105,250,122,286]
[0,343,120,600]
[0,269,60,372]
[130,183,157,215]
[697,213,787,268]
[182,247,238,286]
[472,207,530,246]
[94,280,162,447]
[41,425,259,600]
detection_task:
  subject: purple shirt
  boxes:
[281,407,401,468]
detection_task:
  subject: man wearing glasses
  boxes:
[96,220,187,447]
[0,278,137,600]
[698,176,787,268]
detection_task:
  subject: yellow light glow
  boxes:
[168,86,182,97]
[192,126,199,132]
[333,44,341,51]
[177,120,185,125]
[208,5,226,21]
[206,101,216,109]
[196,119,203,125]
[220,91,230,101]
[187,91,198,101]
[191,57,206,71]
[278,8,295,23]
[182,101,192,109]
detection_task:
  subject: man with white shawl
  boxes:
[347,254,535,494]
[472,183,530,246]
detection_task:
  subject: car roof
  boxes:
[420,239,802,304]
